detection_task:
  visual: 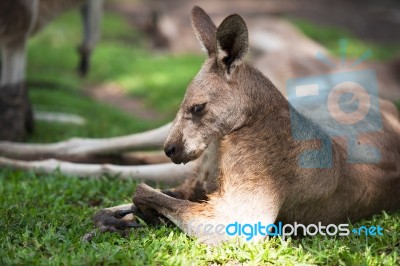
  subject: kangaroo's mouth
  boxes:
[170,146,206,164]
[170,152,199,164]
[171,157,189,165]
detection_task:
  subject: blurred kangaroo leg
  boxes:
[1,43,27,87]
[78,0,104,76]
[0,0,38,140]
[0,42,33,140]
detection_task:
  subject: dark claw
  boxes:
[126,221,144,228]
[114,209,135,218]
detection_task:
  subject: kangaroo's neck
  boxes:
[220,65,331,177]
[231,64,293,131]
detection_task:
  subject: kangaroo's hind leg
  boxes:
[133,183,280,245]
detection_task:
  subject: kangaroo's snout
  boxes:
[164,123,185,164]
[164,144,176,158]
[164,142,187,164]
[164,135,187,164]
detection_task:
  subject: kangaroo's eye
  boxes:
[191,103,206,114]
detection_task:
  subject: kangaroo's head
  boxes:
[164,6,250,164]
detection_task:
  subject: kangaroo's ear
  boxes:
[216,14,248,76]
[191,6,217,56]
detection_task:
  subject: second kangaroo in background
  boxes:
[94,6,400,245]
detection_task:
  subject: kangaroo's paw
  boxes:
[93,204,143,236]
[92,201,168,236]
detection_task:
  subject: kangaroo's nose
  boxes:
[164,145,176,158]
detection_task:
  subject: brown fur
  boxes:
[94,6,400,245]
[0,0,85,46]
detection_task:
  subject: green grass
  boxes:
[29,88,162,143]
[0,8,399,266]
[1,170,399,265]
[290,18,400,61]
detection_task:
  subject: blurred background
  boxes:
[20,0,400,143]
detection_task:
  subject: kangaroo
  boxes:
[93,6,400,245]
[0,0,103,141]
